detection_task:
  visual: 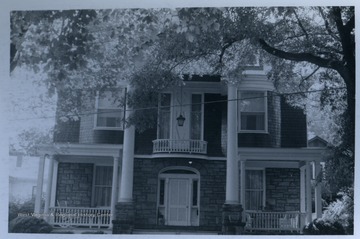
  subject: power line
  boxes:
[10,86,347,122]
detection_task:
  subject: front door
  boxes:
[167,178,190,226]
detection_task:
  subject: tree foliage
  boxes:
[10,7,355,189]
[256,7,355,191]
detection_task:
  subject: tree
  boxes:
[10,7,354,189]
[256,7,355,191]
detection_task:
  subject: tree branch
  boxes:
[317,7,340,41]
[258,38,340,69]
[292,9,309,40]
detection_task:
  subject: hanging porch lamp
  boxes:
[176,114,186,127]
[177,83,186,127]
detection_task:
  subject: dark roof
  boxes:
[183,74,221,82]
[308,136,328,148]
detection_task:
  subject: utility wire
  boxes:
[10,86,347,121]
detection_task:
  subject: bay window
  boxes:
[238,91,267,132]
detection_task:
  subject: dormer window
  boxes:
[238,91,267,132]
[95,89,125,130]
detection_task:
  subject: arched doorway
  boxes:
[157,166,200,226]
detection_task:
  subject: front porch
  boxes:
[35,144,324,234]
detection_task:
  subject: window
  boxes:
[192,180,198,206]
[16,155,23,167]
[95,89,125,130]
[191,94,203,140]
[32,186,37,199]
[93,166,113,207]
[159,179,165,206]
[245,170,265,210]
[158,93,171,139]
[238,91,267,132]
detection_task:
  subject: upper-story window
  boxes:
[190,94,203,140]
[238,91,267,132]
[158,93,171,139]
[95,89,125,130]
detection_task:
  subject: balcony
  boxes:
[152,139,208,154]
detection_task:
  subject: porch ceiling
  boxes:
[238,147,325,162]
[38,143,123,158]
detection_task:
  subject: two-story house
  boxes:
[35,67,325,234]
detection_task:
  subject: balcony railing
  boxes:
[244,211,306,232]
[152,139,207,154]
[49,207,111,228]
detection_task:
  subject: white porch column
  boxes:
[305,161,312,224]
[34,155,46,214]
[44,155,54,219]
[314,161,323,218]
[225,83,239,204]
[50,160,59,208]
[111,156,120,224]
[300,165,306,213]
[240,160,246,216]
[118,86,135,202]
[300,165,306,229]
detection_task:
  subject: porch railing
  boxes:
[244,211,305,232]
[49,207,111,228]
[153,139,207,154]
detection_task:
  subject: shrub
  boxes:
[8,202,20,222]
[9,216,52,233]
[303,219,345,235]
[8,198,42,221]
[322,187,353,234]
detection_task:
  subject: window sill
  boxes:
[93,127,124,131]
[238,130,269,134]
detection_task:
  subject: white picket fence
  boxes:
[49,207,111,228]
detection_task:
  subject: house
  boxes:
[35,67,325,234]
[308,136,329,148]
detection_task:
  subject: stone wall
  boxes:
[56,163,93,207]
[132,158,226,230]
[265,168,300,212]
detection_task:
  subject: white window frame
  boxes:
[238,91,268,133]
[190,93,204,140]
[94,89,125,131]
[245,168,266,211]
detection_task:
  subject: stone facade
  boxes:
[56,163,93,207]
[265,168,301,212]
[132,157,226,230]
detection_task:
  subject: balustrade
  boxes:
[153,139,207,154]
[49,207,111,228]
[245,211,305,232]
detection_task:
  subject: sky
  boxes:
[8,67,56,151]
